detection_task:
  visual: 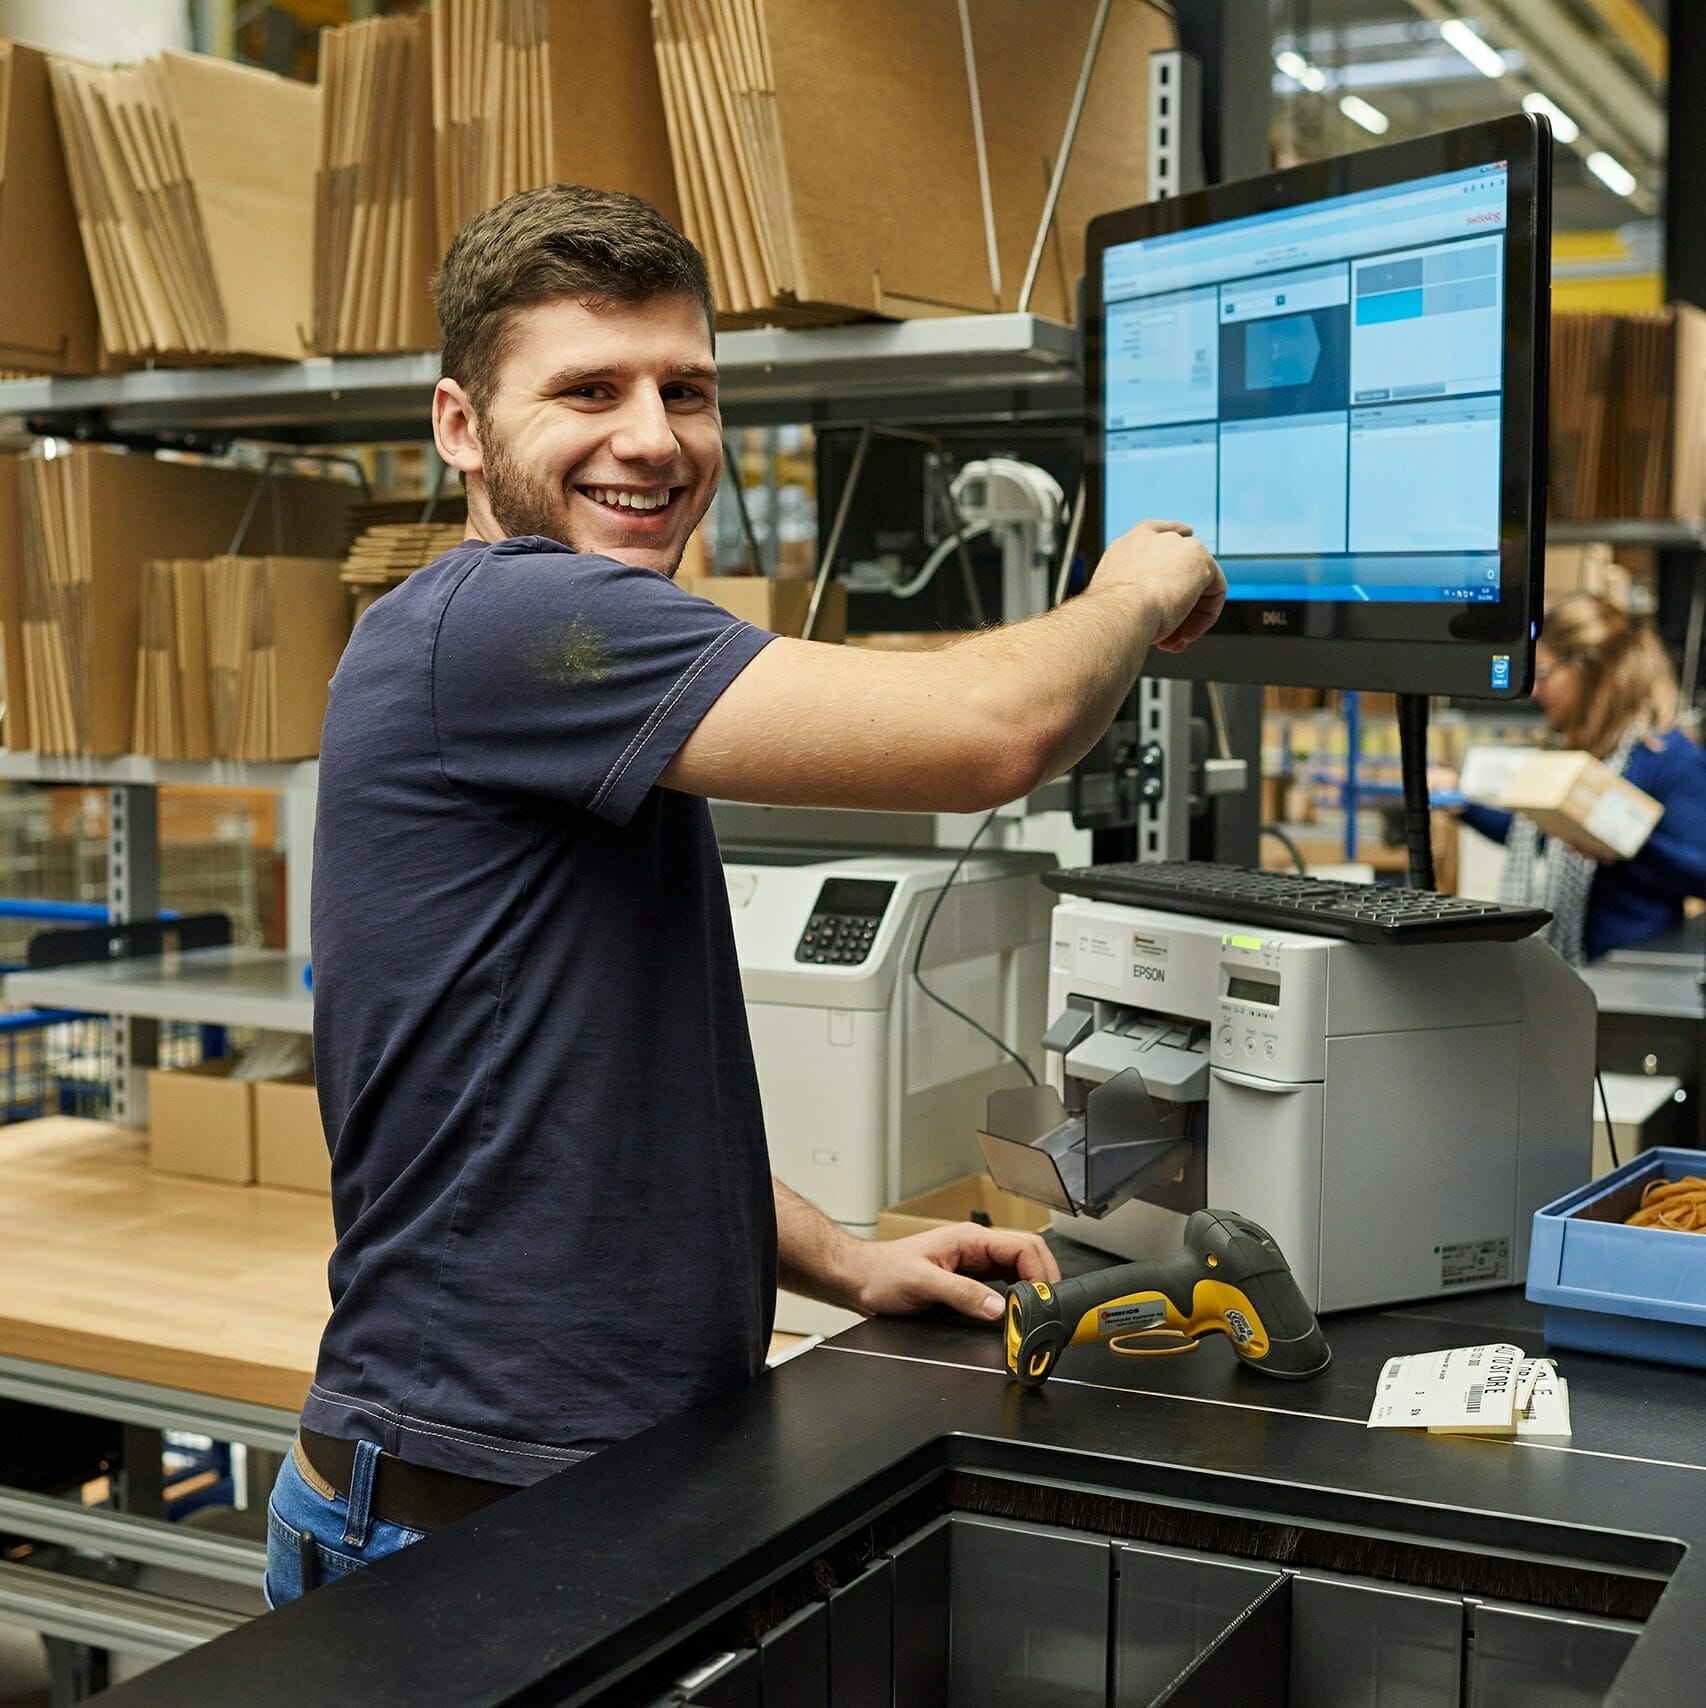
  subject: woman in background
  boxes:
[1459,592,1706,964]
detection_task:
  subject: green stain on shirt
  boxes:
[534,620,612,684]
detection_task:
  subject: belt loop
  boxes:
[341,1440,382,1548]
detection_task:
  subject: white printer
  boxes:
[978,894,1595,1314]
[723,846,1052,1333]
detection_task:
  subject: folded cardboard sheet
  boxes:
[49,51,319,362]
[18,448,356,756]
[1549,304,1706,522]
[203,555,349,761]
[339,516,468,624]
[0,41,99,374]
[315,12,438,355]
[429,0,679,262]
[132,558,212,760]
[652,0,1168,325]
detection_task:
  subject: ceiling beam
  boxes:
[1576,0,1667,86]
[1405,0,1662,213]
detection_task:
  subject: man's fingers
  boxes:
[933,1269,1007,1321]
[950,1225,1061,1284]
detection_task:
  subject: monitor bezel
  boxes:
[1084,112,1550,700]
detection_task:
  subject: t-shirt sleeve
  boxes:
[431,541,774,825]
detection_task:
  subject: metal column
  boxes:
[107,785,160,1127]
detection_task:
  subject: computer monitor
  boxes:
[1085,113,1551,699]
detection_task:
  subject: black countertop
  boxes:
[95,1278,1706,1706]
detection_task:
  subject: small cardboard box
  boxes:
[676,574,847,643]
[1499,750,1664,862]
[877,1173,1051,1242]
[148,1060,253,1184]
[255,1073,330,1194]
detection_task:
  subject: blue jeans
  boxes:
[264,1440,425,1608]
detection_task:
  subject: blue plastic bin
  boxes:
[1527,1147,1706,1369]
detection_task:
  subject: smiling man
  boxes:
[265,186,1225,1607]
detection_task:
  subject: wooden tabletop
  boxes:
[0,1117,332,1411]
[0,1119,806,1416]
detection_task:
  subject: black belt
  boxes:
[298,1427,518,1534]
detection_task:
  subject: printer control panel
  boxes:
[796,877,896,966]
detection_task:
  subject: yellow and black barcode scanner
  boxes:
[1005,1208,1332,1387]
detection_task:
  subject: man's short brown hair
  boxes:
[432,184,715,415]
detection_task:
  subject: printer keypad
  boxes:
[797,914,877,965]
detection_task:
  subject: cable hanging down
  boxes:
[911,808,1038,1087]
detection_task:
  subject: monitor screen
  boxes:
[1085,114,1550,699]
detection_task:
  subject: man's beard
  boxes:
[480,427,582,552]
[478,425,690,575]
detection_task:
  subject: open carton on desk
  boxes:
[876,1172,1050,1242]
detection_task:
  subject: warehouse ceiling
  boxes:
[1268,0,1667,236]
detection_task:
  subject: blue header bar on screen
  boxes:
[1104,164,1508,302]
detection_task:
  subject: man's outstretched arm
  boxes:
[774,1176,1061,1322]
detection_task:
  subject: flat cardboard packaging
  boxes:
[877,1172,1051,1242]
[148,1059,253,1184]
[676,574,847,642]
[255,1073,330,1194]
[0,42,99,373]
[0,451,25,751]
[1673,301,1706,521]
[1499,749,1664,862]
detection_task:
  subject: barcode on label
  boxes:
[1465,1383,1484,1415]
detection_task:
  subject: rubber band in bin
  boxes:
[1526,1147,1706,1369]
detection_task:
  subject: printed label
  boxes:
[1368,1342,1522,1430]
[1440,1237,1510,1288]
[1077,932,1120,977]
[1224,1308,1256,1346]
[1097,1298,1168,1335]
[1130,929,1169,984]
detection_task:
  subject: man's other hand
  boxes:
[1090,519,1227,654]
[847,1223,1062,1321]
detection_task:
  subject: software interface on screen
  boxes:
[1103,162,1508,603]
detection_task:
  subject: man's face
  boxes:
[474,292,720,576]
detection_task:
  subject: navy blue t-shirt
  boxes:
[301,535,777,1485]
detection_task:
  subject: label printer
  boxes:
[979,889,1596,1313]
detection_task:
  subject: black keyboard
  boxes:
[1043,861,1551,946]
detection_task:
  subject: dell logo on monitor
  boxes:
[1261,610,1289,627]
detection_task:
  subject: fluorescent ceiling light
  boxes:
[1274,48,1327,92]
[1440,18,1507,79]
[1339,95,1390,135]
[1586,151,1638,197]
[1521,91,1580,145]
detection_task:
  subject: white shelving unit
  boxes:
[3,948,312,1034]
[0,314,1081,442]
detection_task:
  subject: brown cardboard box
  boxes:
[676,575,847,642]
[148,1060,253,1184]
[877,1173,1050,1242]
[1499,750,1664,862]
[255,1074,329,1195]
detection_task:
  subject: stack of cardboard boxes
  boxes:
[148,1060,328,1196]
